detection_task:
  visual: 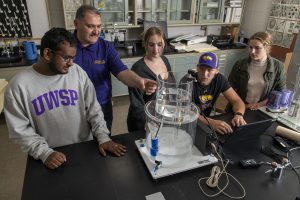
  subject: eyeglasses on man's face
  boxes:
[50,49,76,63]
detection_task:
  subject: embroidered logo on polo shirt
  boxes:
[95,60,105,64]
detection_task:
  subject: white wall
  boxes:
[240,0,272,38]
[26,0,50,38]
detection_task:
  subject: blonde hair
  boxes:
[249,32,273,52]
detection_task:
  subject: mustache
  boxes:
[90,32,99,37]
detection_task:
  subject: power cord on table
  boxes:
[198,143,246,199]
[199,110,300,199]
[198,110,246,198]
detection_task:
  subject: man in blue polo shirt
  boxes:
[74,5,156,132]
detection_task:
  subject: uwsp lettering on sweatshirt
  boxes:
[31,89,78,116]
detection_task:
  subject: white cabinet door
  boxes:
[62,0,85,30]
[94,0,131,25]
[0,66,28,81]
[215,52,227,75]
[168,0,195,24]
[136,0,168,22]
[197,0,224,23]
[173,53,199,73]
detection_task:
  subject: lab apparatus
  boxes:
[145,71,198,167]
[135,71,217,179]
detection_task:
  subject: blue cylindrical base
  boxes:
[150,138,159,157]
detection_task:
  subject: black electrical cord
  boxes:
[260,145,285,163]
[199,110,219,142]
[198,109,227,161]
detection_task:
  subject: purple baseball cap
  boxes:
[197,52,219,69]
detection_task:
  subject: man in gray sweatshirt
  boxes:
[4,28,126,170]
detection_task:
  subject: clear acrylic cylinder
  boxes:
[145,71,199,168]
[155,71,194,118]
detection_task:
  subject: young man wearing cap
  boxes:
[193,52,247,135]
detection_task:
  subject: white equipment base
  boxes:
[135,139,218,179]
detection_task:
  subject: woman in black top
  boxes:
[127,26,172,132]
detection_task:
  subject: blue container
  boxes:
[280,89,293,109]
[150,138,159,157]
[23,41,37,60]
[267,91,282,110]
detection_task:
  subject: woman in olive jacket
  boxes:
[228,32,286,110]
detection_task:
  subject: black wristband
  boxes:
[235,112,244,117]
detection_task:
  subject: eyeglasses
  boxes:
[50,49,76,63]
